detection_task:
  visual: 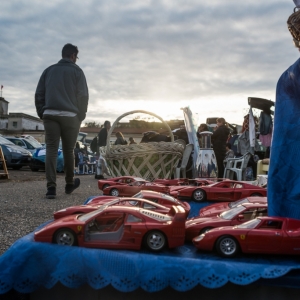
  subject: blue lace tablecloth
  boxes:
[1,202,300,294]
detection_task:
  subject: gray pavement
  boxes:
[0,167,102,255]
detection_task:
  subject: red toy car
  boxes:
[153,178,214,186]
[54,198,172,219]
[172,180,267,202]
[87,190,191,217]
[199,197,267,217]
[192,216,300,257]
[102,179,169,197]
[98,176,142,190]
[185,203,268,241]
[35,205,186,252]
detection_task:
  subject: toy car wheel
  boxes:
[54,228,77,246]
[145,230,166,251]
[250,193,262,197]
[110,188,119,196]
[30,167,39,172]
[200,227,213,234]
[102,184,110,190]
[192,189,206,202]
[216,235,239,257]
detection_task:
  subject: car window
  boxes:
[236,218,261,229]
[229,198,249,208]
[23,139,42,148]
[259,220,282,229]
[0,136,15,145]
[127,214,143,223]
[143,203,157,209]
[220,205,245,220]
[234,183,243,188]
[132,192,142,198]
[23,139,34,149]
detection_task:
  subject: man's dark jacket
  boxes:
[35,58,89,121]
[98,128,108,147]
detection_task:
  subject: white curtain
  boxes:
[249,107,256,148]
[182,106,199,177]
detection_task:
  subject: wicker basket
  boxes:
[100,110,184,179]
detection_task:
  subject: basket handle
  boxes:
[106,110,174,152]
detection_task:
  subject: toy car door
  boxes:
[212,182,235,200]
[245,219,283,253]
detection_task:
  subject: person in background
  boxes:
[35,43,89,199]
[211,118,230,178]
[197,123,209,147]
[114,132,127,145]
[129,137,137,144]
[97,121,111,154]
[224,143,235,161]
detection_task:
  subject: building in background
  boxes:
[0,97,45,142]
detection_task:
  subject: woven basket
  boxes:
[287,8,300,43]
[100,110,184,179]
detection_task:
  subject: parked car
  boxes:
[199,197,267,217]
[192,216,300,257]
[102,179,170,197]
[87,190,191,217]
[0,136,32,170]
[185,202,268,241]
[53,198,172,219]
[35,205,186,252]
[172,180,267,202]
[5,136,43,154]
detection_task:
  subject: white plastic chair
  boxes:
[174,144,194,178]
[223,152,251,181]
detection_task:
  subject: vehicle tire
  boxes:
[144,230,166,252]
[12,166,22,170]
[200,227,213,235]
[110,188,119,196]
[192,189,206,202]
[102,184,110,190]
[250,193,263,197]
[216,235,239,257]
[30,167,39,172]
[53,228,77,246]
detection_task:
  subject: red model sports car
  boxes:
[153,178,214,186]
[35,205,186,252]
[192,216,300,257]
[87,190,190,217]
[185,203,268,241]
[54,198,172,219]
[98,176,142,190]
[199,197,267,217]
[102,179,169,197]
[172,180,267,202]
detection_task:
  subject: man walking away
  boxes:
[35,43,89,199]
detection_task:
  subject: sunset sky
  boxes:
[0,0,298,126]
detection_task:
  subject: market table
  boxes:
[1,201,300,299]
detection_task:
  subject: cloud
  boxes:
[0,0,298,125]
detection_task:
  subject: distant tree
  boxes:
[84,121,101,128]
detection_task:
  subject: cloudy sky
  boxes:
[0,0,298,126]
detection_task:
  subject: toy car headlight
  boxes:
[194,234,205,242]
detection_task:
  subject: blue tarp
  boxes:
[268,57,300,219]
[1,201,300,294]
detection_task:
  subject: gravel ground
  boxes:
[0,167,103,256]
